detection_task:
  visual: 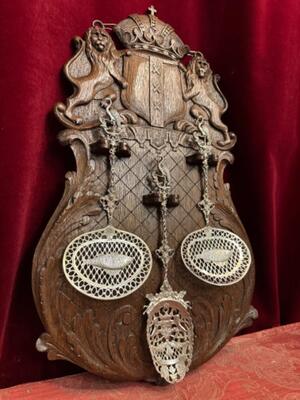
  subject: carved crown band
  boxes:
[114,14,189,60]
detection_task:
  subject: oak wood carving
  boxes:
[32,8,257,383]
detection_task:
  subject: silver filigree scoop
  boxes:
[181,118,251,286]
[145,160,194,384]
[63,98,152,300]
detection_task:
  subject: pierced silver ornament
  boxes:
[181,118,251,286]
[145,160,194,384]
[181,227,251,286]
[62,99,152,300]
[63,225,152,299]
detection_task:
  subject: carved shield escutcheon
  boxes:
[122,53,186,128]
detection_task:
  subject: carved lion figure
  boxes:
[55,24,128,127]
[184,54,228,135]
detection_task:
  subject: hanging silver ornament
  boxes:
[181,118,251,286]
[63,98,152,300]
[145,160,194,384]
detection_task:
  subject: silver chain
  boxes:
[150,159,174,290]
[145,160,194,385]
[194,117,214,225]
[99,98,123,226]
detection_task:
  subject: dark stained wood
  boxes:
[32,10,257,383]
[116,142,131,158]
[142,193,180,208]
[186,152,218,167]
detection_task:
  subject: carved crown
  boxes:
[114,13,189,60]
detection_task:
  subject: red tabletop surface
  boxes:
[1,323,300,399]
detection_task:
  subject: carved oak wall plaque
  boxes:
[32,7,257,384]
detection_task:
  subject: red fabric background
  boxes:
[2,324,300,399]
[0,0,299,389]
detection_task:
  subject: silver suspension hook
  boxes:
[150,158,174,290]
[193,117,214,226]
[145,161,194,384]
[98,97,123,226]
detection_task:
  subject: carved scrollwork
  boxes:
[32,8,256,384]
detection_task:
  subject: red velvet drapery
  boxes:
[0,0,299,388]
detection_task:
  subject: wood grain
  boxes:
[32,12,257,383]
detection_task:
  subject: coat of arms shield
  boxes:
[121,52,186,127]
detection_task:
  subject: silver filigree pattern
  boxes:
[181,118,251,285]
[62,98,152,299]
[145,159,194,384]
[181,227,251,286]
[63,226,152,299]
[146,292,194,383]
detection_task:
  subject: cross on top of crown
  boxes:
[148,5,157,16]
